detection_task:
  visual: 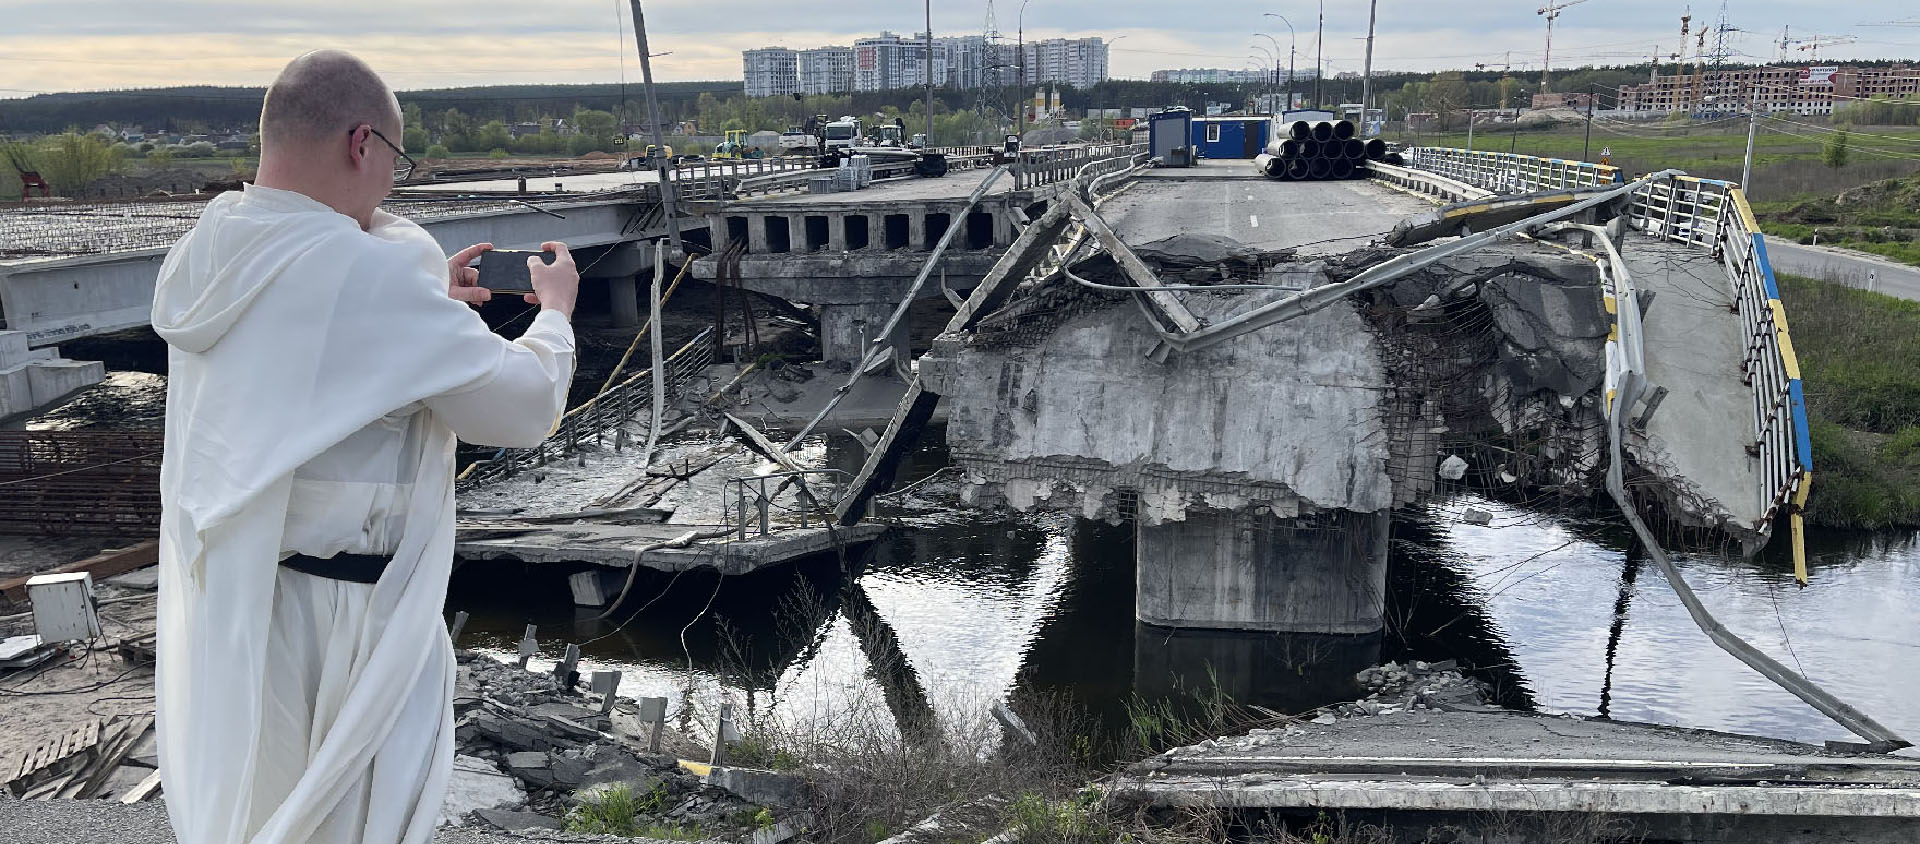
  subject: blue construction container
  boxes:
[1191,117,1274,159]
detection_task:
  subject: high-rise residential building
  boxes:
[854,31,951,92]
[1019,38,1108,88]
[1150,68,1315,84]
[940,35,1010,90]
[750,31,1108,94]
[742,47,799,98]
[799,46,855,95]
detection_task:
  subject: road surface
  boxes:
[1763,235,1920,301]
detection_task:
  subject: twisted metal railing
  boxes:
[1400,146,1811,573]
[459,327,714,487]
[1013,143,1148,190]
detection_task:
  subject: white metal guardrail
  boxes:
[1399,147,1812,577]
[1013,143,1148,190]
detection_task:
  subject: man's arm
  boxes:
[424,242,580,447]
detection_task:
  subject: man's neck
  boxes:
[255,157,373,230]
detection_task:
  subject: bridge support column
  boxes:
[747,214,771,254]
[1135,508,1388,635]
[908,212,928,251]
[993,209,1016,247]
[818,301,909,366]
[709,215,732,254]
[827,216,849,252]
[865,214,885,251]
[607,276,641,328]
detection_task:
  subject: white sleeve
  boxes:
[424,310,576,447]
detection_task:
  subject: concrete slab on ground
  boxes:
[456,521,885,576]
[1115,709,1920,834]
[1621,233,1768,532]
[1099,175,1428,256]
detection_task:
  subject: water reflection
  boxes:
[446,482,1920,754]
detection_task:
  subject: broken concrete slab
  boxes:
[472,808,563,831]
[707,766,809,808]
[438,754,525,827]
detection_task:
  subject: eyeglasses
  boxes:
[354,126,416,182]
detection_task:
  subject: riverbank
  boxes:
[1777,274,1920,529]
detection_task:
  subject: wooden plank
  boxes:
[1062,194,1203,335]
[1,540,159,603]
[119,769,163,804]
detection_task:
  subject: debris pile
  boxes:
[1334,660,1491,718]
[449,651,802,841]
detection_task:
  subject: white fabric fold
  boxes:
[154,183,574,844]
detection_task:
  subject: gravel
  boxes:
[0,800,704,843]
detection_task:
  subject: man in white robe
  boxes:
[152,50,580,844]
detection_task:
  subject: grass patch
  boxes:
[562,781,676,837]
[1777,273,1920,527]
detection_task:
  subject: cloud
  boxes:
[2,0,1915,95]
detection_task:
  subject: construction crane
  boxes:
[1796,34,1857,62]
[1537,0,1590,92]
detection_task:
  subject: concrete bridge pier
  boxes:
[820,301,911,367]
[579,242,655,328]
[1135,508,1390,636]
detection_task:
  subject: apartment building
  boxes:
[742,48,799,98]
[799,46,855,95]
[1618,64,1918,116]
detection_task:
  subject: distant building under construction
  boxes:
[1618,64,1919,116]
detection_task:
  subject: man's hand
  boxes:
[526,241,579,319]
[448,242,493,306]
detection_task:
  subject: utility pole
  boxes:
[1313,0,1324,108]
[626,0,681,254]
[1582,82,1595,161]
[1361,0,1378,129]
[1466,110,1476,151]
[925,0,935,145]
[1741,92,1758,190]
[1017,0,1033,136]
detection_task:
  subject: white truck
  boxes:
[823,116,862,153]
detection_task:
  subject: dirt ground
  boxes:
[0,557,158,782]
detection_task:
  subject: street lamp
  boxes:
[1253,32,1285,113]
[1261,14,1297,113]
[1018,0,1035,135]
[1250,46,1277,111]
[1096,35,1127,138]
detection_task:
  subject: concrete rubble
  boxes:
[447,651,803,840]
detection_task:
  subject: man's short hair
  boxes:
[259,50,399,149]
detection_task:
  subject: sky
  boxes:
[4,0,1918,97]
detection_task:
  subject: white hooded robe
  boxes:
[152,184,575,844]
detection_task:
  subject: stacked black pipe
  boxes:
[1255,120,1389,181]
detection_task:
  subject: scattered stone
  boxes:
[473,808,563,831]
[708,766,810,808]
[1311,714,1338,725]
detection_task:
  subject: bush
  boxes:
[487,148,508,159]
[424,144,450,160]
[34,132,125,194]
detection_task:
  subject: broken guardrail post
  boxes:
[516,624,538,670]
[710,703,735,767]
[639,696,668,753]
[553,643,581,689]
[590,670,623,715]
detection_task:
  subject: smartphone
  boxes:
[475,249,557,295]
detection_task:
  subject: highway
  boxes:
[1764,235,1920,302]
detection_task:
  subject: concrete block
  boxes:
[706,766,810,808]
[26,358,105,406]
[0,368,35,419]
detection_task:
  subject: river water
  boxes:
[450,436,1920,753]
